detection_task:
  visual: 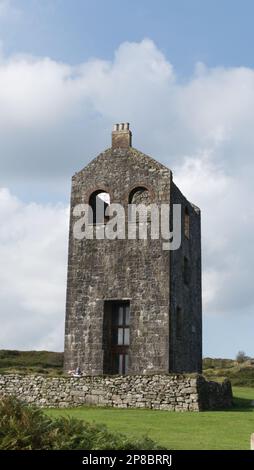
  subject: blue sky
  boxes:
[0,0,254,358]
[3,0,254,74]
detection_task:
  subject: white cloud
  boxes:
[174,155,254,316]
[0,37,254,181]
[0,188,68,349]
[0,38,253,351]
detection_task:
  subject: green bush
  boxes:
[0,396,161,450]
[0,396,53,449]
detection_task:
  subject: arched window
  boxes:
[89,190,110,224]
[184,207,190,239]
[128,186,151,223]
[129,186,150,205]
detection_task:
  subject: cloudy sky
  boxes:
[0,0,254,357]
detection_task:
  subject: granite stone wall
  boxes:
[170,183,202,373]
[0,374,232,411]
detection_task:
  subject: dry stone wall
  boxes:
[0,374,232,411]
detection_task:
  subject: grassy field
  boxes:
[45,387,254,450]
[1,351,254,449]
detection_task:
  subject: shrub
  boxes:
[0,396,161,450]
[0,396,53,450]
[236,351,248,363]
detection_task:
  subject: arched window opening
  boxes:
[89,190,110,224]
[128,186,151,223]
[184,207,190,239]
[129,186,150,205]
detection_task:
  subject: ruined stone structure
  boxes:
[64,123,202,375]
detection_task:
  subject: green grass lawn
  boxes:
[45,387,254,450]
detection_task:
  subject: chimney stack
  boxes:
[112,123,132,149]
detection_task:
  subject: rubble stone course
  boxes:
[0,374,232,411]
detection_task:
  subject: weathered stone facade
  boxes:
[64,123,202,375]
[0,374,232,411]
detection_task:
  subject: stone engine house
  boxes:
[64,124,202,375]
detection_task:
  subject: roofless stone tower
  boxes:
[64,124,202,375]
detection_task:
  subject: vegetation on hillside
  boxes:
[0,350,254,387]
[203,357,254,387]
[0,396,161,450]
[0,350,63,376]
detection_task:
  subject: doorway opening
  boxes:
[103,301,130,374]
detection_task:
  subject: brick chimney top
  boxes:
[112,123,132,149]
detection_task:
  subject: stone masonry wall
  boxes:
[0,374,232,411]
[170,183,202,373]
[64,147,172,375]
